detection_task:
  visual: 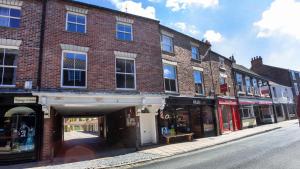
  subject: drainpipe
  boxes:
[37,0,48,91]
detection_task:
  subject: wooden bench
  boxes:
[163,133,194,144]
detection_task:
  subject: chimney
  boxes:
[229,55,236,63]
[251,56,263,68]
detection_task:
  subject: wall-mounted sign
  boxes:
[260,86,270,97]
[14,97,37,104]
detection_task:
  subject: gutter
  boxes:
[37,0,48,91]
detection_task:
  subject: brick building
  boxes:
[251,56,298,119]
[0,0,44,164]
[231,57,274,128]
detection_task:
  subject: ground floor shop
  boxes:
[33,92,163,162]
[217,97,241,134]
[0,93,43,165]
[238,98,274,128]
[158,96,217,144]
[274,104,297,122]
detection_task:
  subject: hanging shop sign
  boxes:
[14,97,37,104]
[220,83,228,93]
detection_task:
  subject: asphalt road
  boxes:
[133,122,300,169]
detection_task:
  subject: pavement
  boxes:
[2,119,298,169]
[132,120,300,169]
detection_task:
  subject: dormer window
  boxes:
[191,46,200,60]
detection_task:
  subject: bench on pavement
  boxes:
[163,133,194,144]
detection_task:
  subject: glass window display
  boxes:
[0,107,36,154]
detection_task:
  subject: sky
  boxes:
[77,0,300,71]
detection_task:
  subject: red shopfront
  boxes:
[218,98,241,133]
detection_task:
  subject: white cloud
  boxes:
[254,0,300,40]
[204,30,223,43]
[148,0,161,3]
[173,22,200,37]
[166,0,219,11]
[109,0,156,19]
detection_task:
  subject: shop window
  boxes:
[0,107,36,155]
[116,22,133,41]
[116,58,135,89]
[245,76,252,94]
[236,73,243,92]
[240,106,253,119]
[0,48,18,86]
[191,46,200,60]
[193,70,204,95]
[66,12,86,33]
[62,52,87,88]
[161,34,173,53]
[164,64,177,92]
[0,6,21,28]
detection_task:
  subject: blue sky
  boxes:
[77,0,300,71]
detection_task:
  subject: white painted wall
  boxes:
[269,82,294,104]
[139,112,157,145]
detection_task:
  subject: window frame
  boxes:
[245,76,252,95]
[0,46,18,87]
[191,45,200,60]
[161,34,174,53]
[219,57,225,68]
[115,57,136,90]
[65,12,87,33]
[193,70,204,95]
[163,64,178,93]
[116,22,133,41]
[236,73,244,92]
[60,50,88,89]
[0,5,21,28]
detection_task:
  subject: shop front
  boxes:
[217,97,241,134]
[158,96,216,143]
[238,98,274,127]
[0,93,43,165]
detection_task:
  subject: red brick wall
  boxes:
[160,27,212,97]
[41,0,164,93]
[0,0,42,90]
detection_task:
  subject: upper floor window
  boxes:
[219,76,226,85]
[294,83,299,96]
[219,57,225,68]
[0,6,21,28]
[291,71,296,80]
[66,12,86,33]
[194,70,204,95]
[116,22,133,41]
[245,76,252,94]
[0,48,18,86]
[252,78,259,95]
[164,64,177,92]
[161,35,173,53]
[191,46,200,60]
[272,87,277,98]
[236,73,243,92]
[116,58,135,89]
[62,52,87,88]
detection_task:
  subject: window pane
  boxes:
[63,53,75,69]
[9,18,20,28]
[124,33,132,41]
[126,74,135,88]
[116,73,125,88]
[4,49,18,66]
[67,14,77,22]
[74,70,86,87]
[74,54,86,70]
[2,67,16,85]
[0,48,4,65]
[164,65,176,79]
[164,79,170,91]
[63,70,74,86]
[116,59,125,73]
[117,24,125,31]
[10,9,21,17]
[194,71,202,83]
[76,15,85,24]
[67,23,77,32]
[117,32,124,40]
[77,24,85,33]
[124,25,132,33]
[0,17,9,27]
[0,7,9,16]
[170,79,176,92]
[125,60,134,73]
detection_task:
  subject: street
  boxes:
[133,122,300,169]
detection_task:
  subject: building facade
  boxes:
[231,59,274,129]
[0,0,44,164]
